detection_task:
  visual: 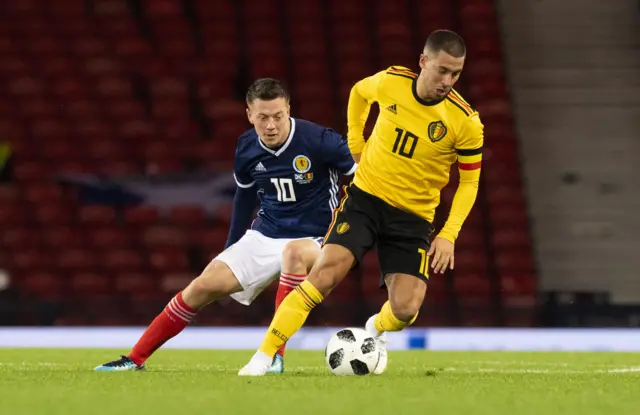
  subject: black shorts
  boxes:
[323,184,434,284]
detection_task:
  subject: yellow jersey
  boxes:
[347,66,484,242]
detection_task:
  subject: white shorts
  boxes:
[215,230,323,306]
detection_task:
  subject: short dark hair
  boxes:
[246,78,290,104]
[424,30,466,58]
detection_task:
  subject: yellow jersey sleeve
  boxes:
[438,113,484,243]
[455,112,484,153]
[346,70,385,155]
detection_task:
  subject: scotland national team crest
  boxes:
[428,121,447,142]
[293,154,313,184]
[293,155,311,173]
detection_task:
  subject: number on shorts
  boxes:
[418,248,428,276]
[270,178,296,202]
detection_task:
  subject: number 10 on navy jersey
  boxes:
[270,178,296,202]
[233,118,357,239]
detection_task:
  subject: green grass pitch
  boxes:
[1,349,639,414]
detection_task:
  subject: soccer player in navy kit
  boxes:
[95,79,356,372]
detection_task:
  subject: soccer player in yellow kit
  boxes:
[239,29,484,376]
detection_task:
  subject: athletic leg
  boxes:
[274,238,322,358]
[239,185,378,376]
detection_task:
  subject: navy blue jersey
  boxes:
[233,118,356,239]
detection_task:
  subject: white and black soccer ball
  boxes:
[324,327,380,376]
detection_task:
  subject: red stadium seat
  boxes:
[0,204,27,225]
[2,227,40,249]
[142,226,187,247]
[88,227,130,249]
[57,249,96,271]
[169,205,206,227]
[78,205,117,226]
[114,272,158,294]
[149,248,189,272]
[21,272,65,300]
[70,272,111,294]
[101,249,144,272]
[124,205,160,226]
[33,204,73,226]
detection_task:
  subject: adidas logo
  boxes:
[254,162,267,172]
[386,104,397,114]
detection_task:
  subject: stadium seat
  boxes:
[78,205,117,226]
[101,249,144,273]
[21,272,65,300]
[149,248,189,272]
[57,249,96,271]
[70,272,111,295]
[88,227,130,250]
[124,205,160,227]
[169,205,206,227]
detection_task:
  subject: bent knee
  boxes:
[307,244,355,294]
[282,241,308,266]
[389,297,422,322]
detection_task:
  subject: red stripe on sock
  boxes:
[129,291,198,365]
[280,273,306,278]
[280,276,306,286]
[174,291,197,314]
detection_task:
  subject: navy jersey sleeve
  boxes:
[233,140,255,188]
[226,136,257,247]
[321,129,357,175]
[225,186,257,248]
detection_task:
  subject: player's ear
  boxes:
[419,53,427,70]
[246,107,254,125]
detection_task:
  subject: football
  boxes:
[324,327,380,375]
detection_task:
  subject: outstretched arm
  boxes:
[224,184,258,249]
[226,138,258,249]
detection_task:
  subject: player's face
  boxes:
[246,97,291,148]
[418,50,465,99]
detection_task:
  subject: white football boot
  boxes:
[237,351,273,376]
[365,314,388,375]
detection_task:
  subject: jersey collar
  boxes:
[412,77,446,106]
[257,118,296,156]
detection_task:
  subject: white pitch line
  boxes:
[452,360,572,367]
[444,366,640,374]
[0,362,64,367]
[600,367,640,373]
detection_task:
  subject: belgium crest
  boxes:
[336,222,350,234]
[428,121,447,142]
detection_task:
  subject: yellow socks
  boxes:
[374,301,418,332]
[259,280,324,356]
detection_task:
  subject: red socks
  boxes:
[128,275,306,365]
[129,291,197,365]
[274,273,306,357]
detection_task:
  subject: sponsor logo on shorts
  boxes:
[336,222,350,234]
